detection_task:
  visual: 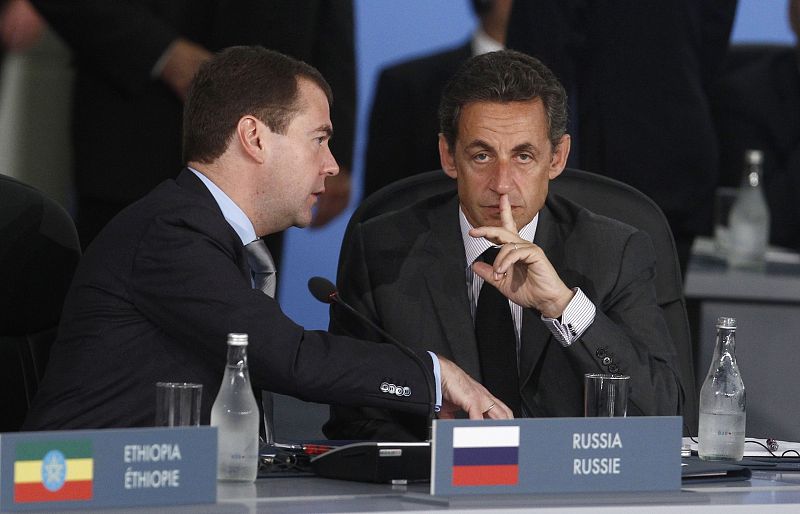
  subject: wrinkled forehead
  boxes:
[455,99,550,147]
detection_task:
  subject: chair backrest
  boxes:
[343,168,697,432]
[0,174,81,431]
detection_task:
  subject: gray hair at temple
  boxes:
[438,49,568,152]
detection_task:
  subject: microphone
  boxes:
[307,277,436,436]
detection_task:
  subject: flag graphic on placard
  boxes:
[452,426,519,486]
[13,440,94,503]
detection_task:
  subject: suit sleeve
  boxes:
[128,210,434,415]
[569,230,683,416]
[29,0,178,94]
[325,223,428,441]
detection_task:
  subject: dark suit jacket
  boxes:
[363,42,471,197]
[23,170,433,430]
[325,191,682,441]
[30,0,355,204]
[506,0,736,241]
[711,46,800,250]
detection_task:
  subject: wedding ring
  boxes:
[483,402,495,414]
[513,243,519,251]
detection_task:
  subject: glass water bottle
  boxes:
[698,317,746,461]
[210,333,260,481]
[728,149,770,270]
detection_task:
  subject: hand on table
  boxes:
[437,355,514,420]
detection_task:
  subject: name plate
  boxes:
[1,426,217,511]
[431,416,681,496]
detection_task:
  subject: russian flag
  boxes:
[452,426,519,487]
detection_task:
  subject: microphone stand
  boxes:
[308,277,436,440]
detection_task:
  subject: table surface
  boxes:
[684,238,800,303]
[20,469,800,514]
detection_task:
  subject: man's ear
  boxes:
[548,134,571,180]
[439,134,458,179]
[237,115,266,164]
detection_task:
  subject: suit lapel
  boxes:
[419,196,482,379]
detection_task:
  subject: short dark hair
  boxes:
[183,46,333,164]
[438,50,568,151]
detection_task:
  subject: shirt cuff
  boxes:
[427,351,443,412]
[541,287,596,347]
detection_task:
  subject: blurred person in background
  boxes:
[29,0,356,270]
[712,0,800,251]
[506,0,738,276]
[362,0,512,198]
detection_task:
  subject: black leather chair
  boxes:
[343,168,697,433]
[0,174,81,431]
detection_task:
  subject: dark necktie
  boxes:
[475,247,521,415]
[244,238,277,298]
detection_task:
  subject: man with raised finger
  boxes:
[326,50,682,441]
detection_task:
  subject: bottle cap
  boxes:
[227,333,249,346]
[745,149,763,165]
[716,317,736,329]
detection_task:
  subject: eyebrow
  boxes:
[311,124,333,138]
[464,139,494,152]
[512,142,538,156]
[464,140,540,156]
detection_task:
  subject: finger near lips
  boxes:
[499,194,517,232]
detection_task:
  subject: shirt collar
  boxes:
[471,27,504,56]
[189,167,257,245]
[459,206,538,267]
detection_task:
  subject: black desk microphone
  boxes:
[306,277,434,483]
[307,277,436,433]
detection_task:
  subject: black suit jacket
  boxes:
[23,170,434,430]
[711,46,800,250]
[363,42,471,197]
[506,0,736,240]
[325,191,682,441]
[30,0,355,204]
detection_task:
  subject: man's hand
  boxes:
[469,194,574,318]
[311,169,351,227]
[437,355,514,420]
[0,0,44,52]
[160,38,212,101]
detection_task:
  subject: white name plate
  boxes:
[431,416,681,496]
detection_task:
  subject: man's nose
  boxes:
[323,147,339,176]
[491,160,513,194]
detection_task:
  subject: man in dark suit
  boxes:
[326,50,682,441]
[712,0,800,251]
[505,0,738,275]
[29,0,355,263]
[23,47,512,430]
[362,0,511,198]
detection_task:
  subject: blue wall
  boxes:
[279,0,796,331]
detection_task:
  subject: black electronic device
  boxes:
[310,441,431,483]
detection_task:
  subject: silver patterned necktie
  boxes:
[244,238,277,298]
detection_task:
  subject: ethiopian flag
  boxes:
[13,440,93,503]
